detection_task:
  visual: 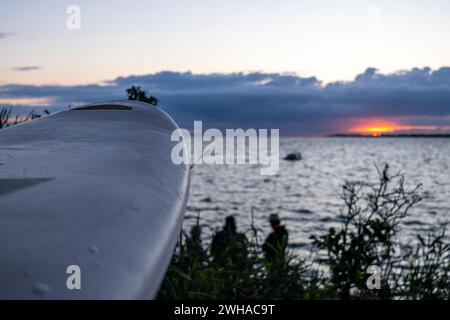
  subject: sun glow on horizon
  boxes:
[347,119,447,136]
[361,126,396,136]
[349,119,399,136]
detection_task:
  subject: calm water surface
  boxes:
[184,137,450,255]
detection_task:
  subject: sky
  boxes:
[1,0,450,135]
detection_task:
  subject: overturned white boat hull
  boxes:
[0,100,190,299]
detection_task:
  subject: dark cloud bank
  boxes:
[1,67,450,135]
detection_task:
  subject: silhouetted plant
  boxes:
[400,227,450,299]
[159,164,449,300]
[158,218,311,299]
[0,107,43,129]
[311,164,422,299]
[125,86,158,106]
[0,107,11,129]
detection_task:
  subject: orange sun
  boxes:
[361,126,396,136]
[348,120,399,137]
[347,119,446,136]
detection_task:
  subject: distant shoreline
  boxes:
[329,134,450,138]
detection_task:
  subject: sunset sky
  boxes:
[1,0,450,135]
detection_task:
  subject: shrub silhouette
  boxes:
[125,86,158,106]
[0,107,43,129]
[311,164,423,299]
[158,164,450,300]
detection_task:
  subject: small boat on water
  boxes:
[283,152,302,161]
[0,100,190,299]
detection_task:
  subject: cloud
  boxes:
[12,66,41,72]
[1,67,450,134]
[0,32,15,39]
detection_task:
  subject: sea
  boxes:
[183,137,450,255]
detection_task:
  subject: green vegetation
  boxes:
[158,165,450,300]
[125,86,159,106]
